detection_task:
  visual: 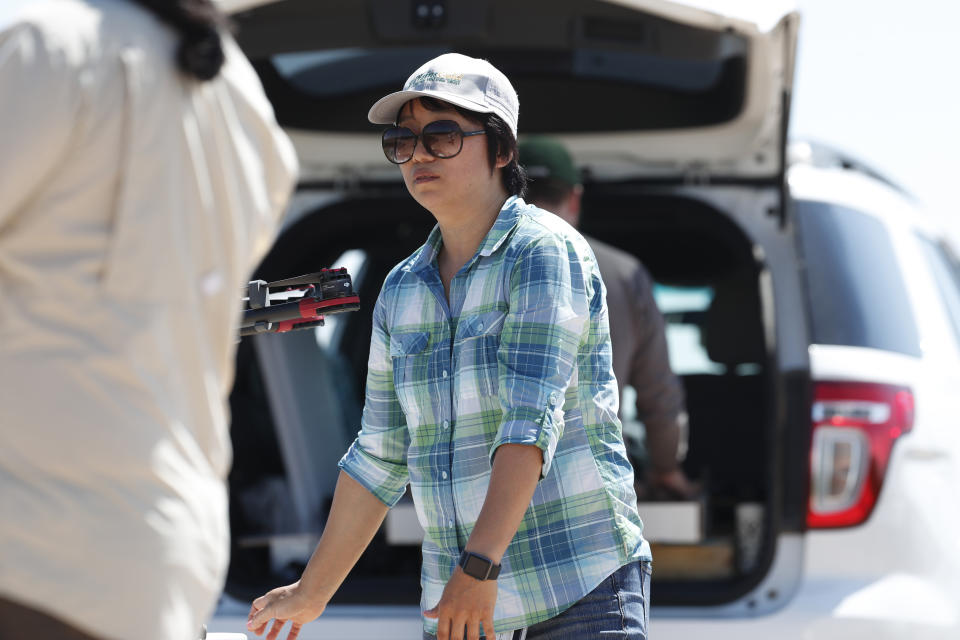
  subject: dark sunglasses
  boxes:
[381,120,486,164]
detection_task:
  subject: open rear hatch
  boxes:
[224,0,804,614]
[228,0,798,185]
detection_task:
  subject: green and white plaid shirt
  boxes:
[339,196,650,634]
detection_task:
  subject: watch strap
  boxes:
[458,550,502,581]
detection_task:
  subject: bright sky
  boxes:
[791,0,960,246]
[2,0,958,244]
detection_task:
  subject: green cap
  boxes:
[518,137,580,187]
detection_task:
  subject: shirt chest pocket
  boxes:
[389,331,431,418]
[456,310,507,398]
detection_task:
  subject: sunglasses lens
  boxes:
[422,121,463,159]
[382,127,416,163]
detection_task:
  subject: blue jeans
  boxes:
[424,560,652,640]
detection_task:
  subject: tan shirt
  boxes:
[0,2,297,639]
[587,237,688,473]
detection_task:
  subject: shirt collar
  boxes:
[406,225,444,275]
[406,196,527,275]
[477,195,525,257]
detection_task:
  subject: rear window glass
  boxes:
[236,0,751,133]
[795,201,921,357]
[255,47,746,133]
[653,284,724,375]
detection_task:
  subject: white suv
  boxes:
[211,1,960,638]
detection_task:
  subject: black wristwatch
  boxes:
[458,550,502,581]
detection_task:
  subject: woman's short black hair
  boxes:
[405,97,528,198]
[129,0,229,81]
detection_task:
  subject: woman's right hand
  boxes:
[245,473,391,639]
[246,580,327,640]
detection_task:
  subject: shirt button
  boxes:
[442,370,449,378]
[441,471,448,479]
[477,322,484,331]
[549,391,559,406]
[448,519,455,527]
[442,420,450,429]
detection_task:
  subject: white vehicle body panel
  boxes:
[231,0,798,182]
[789,165,960,639]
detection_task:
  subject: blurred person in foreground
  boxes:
[0,1,297,639]
[519,137,696,501]
[246,53,651,640]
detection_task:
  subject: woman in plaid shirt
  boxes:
[248,53,652,640]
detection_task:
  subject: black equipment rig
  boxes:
[239,268,360,338]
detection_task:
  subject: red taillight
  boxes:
[807,381,914,529]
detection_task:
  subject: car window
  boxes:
[794,200,922,357]
[653,284,725,375]
[947,244,960,282]
[260,44,747,133]
[916,236,960,350]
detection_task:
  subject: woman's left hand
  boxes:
[424,567,498,640]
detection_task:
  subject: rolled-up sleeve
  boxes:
[338,290,410,507]
[490,235,589,477]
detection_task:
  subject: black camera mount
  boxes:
[239,267,360,338]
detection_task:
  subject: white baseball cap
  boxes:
[367,53,519,137]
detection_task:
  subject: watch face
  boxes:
[462,554,491,579]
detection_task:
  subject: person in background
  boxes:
[246,53,652,640]
[519,137,696,500]
[0,1,297,639]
